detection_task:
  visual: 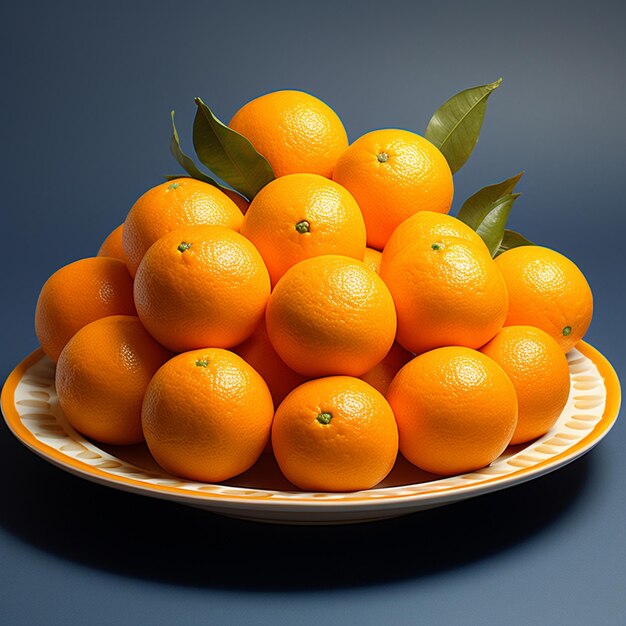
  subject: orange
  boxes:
[380,235,508,354]
[35,257,136,362]
[240,173,366,285]
[55,316,171,445]
[97,224,125,261]
[381,210,482,273]
[333,129,453,250]
[481,326,571,444]
[362,247,382,274]
[271,376,398,491]
[222,188,250,214]
[387,346,518,476]
[123,178,243,276]
[142,348,274,482]
[134,225,270,352]
[266,255,397,377]
[360,342,413,396]
[495,246,593,352]
[229,90,348,179]
[233,320,308,408]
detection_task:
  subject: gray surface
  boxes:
[1,1,625,624]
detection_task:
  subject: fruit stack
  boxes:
[34,84,593,492]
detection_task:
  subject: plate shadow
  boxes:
[0,424,594,591]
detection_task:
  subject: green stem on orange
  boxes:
[316,412,333,425]
[295,220,310,234]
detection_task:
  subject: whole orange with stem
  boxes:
[229,90,348,179]
[387,346,518,476]
[35,257,136,362]
[481,325,571,444]
[134,225,270,352]
[142,348,274,483]
[266,255,397,377]
[362,247,382,274]
[97,224,125,262]
[333,129,453,250]
[495,245,593,352]
[380,234,508,354]
[123,178,243,276]
[381,210,482,273]
[271,376,398,491]
[240,173,366,285]
[233,320,308,408]
[55,316,172,445]
[360,342,413,396]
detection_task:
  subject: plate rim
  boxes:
[1,341,621,512]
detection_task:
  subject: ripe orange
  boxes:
[333,129,453,250]
[380,235,508,354]
[266,255,397,377]
[240,173,366,285]
[481,326,571,444]
[229,90,348,179]
[55,316,172,445]
[142,348,274,482]
[360,342,413,396]
[387,347,518,476]
[381,210,482,273]
[35,257,136,362]
[495,246,593,352]
[362,247,382,274]
[134,225,270,352]
[222,188,250,214]
[271,376,398,491]
[233,320,308,408]
[97,224,125,262]
[122,178,243,276]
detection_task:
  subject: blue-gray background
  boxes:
[2,1,625,624]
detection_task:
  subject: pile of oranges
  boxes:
[35,90,593,492]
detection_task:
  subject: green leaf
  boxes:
[474,193,521,256]
[425,78,502,174]
[169,111,226,189]
[495,229,534,256]
[192,98,274,199]
[456,171,524,228]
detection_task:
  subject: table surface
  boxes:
[2,2,625,624]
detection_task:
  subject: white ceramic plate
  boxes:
[1,342,620,524]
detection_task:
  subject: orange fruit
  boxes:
[122,178,243,276]
[142,348,274,483]
[271,376,398,491]
[97,224,125,262]
[495,246,593,352]
[380,235,508,354]
[240,173,366,285]
[229,90,348,179]
[381,210,481,273]
[55,316,171,445]
[35,257,136,362]
[266,255,397,377]
[387,346,518,476]
[233,320,308,408]
[333,129,454,250]
[134,225,270,352]
[222,188,250,215]
[360,342,413,396]
[362,247,382,274]
[481,326,571,444]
